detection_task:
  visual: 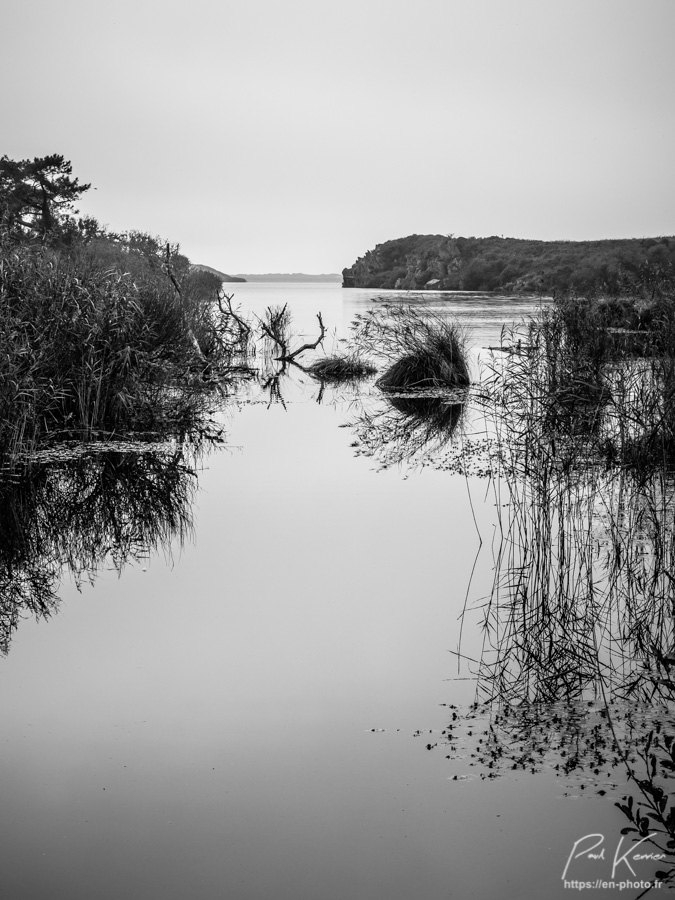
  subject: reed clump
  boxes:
[484,291,675,470]
[463,288,675,710]
[0,234,248,460]
[306,355,377,382]
[350,305,471,392]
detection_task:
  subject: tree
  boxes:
[0,154,90,240]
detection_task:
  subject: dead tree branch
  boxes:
[164,243,206,362]
[284,313,326,362]
[258,307,326,363]
[217,291,251,343]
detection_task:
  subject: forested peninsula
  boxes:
[342,234,675,296]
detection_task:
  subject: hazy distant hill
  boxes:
[192,264,246,283]
[236,273,341,283]
[342,234,675,295]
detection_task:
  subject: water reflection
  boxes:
[430,322,675,894]
[438,452,675,892]
[462,339,675,708]
[348,390,468,469]
[0,442,199,653]
[464,468,675,707]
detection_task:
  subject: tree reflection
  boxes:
[0,442,199,654]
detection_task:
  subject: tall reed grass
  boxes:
[350,305,471,391]
[463,290,675,707]
[0,236,247,460]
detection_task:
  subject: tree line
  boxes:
[342,233,675,298]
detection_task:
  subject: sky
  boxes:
[2,0,674,273]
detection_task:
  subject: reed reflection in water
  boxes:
[348,389,468,470]
[429,315,675,892]
[0,443,198,654]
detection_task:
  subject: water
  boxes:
[0,285,661,899]
[228,281,544,355]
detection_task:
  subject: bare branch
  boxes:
[284,312,326,361]
[257,304,290,358]
[217,290,251,342]
[164,242,183,297]
[164,243,205,362]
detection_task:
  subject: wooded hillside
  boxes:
[342,234,675,296]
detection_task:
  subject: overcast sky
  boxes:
[3,0,674,273]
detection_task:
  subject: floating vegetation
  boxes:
[439,700,668,784]
[305,355,377,382]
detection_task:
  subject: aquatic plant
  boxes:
[434,289,675,788]
[350,305,470,392]
[0,234,250,460]
[441,699,664,784]
[613,726,675,891]
[306,355,377,382]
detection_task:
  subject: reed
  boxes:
[0,235,247,461]
[306,355,377,381]
[350,305,471,391]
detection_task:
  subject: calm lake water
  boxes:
[0,284,666,899]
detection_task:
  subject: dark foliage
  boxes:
[0,154,253,462]
[306,355,377,381]
[342,233,675,297]
[350,305,470,391]
[0,154,90,242]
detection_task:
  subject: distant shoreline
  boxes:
[235,273,341,283]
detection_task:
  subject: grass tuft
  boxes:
[307,355,377,381]
[350,305,471,392]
